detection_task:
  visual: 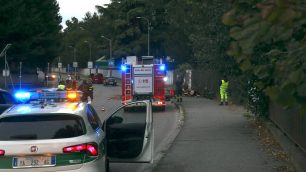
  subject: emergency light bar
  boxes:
[159,65,165,71]
[14,90,82,103]
[14,92,31,102]
[121,65,127,71]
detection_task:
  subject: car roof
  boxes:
[0,102,86,118]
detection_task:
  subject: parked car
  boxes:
[0,89,16,114]
[104,77,117,86]
[92,73,104,84]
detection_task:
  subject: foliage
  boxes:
[60,0,241,105]
[0,0,62,69]
[60,0,175,66]
[223,0,306,113]
[247,78,269,117]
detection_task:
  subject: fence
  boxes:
[269,102,306,153]
[51,68,122,79]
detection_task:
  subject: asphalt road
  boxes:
[91,83,180,172]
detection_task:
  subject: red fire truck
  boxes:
[121,56,166,111]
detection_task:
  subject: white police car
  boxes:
[0,90,153,172]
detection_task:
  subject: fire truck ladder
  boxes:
[125,64,132,100]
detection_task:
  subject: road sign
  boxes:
[58,62,62,68]
[2,69,9,76]
[88,61,93,69]
[73,62,78,68]
[108,59,114,67]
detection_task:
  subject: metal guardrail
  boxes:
[269,102,306,153]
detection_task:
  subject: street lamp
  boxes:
[136,16,150,56]
[68,46,77,79]
[0,44,12,89]
[100,35,112,59]
[84,40,92,74]
[101,35,113,77]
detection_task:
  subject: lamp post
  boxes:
[136,16,150,56]
[101,35,112,76]
[0,44,12,89]
[69,46,77,79]
[100,35,112,59]
[84,40,92,74]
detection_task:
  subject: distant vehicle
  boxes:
[104,77,117,86]
[92,73,104,84]
[0,90,154,172]
[121,56,166,111]
[45,73,57,81]
[0,89,16,114]
[37,68,45,82]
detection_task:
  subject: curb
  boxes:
[265,121,306,172]
[145,102,185,172]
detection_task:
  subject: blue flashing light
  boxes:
[121,65,127,71]
[163,77,168,82]
[14,92,31,102]
[159,65,166,71]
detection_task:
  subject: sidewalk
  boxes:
[153,97,288,172]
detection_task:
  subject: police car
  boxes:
[0,90,153,172]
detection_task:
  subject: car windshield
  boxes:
[0,114,86,141]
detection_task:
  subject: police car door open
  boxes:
[105,100,153,163]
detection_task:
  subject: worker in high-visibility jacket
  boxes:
[57,81,66,91]
[219,77,229,105]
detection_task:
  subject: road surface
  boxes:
[91,83,180,172]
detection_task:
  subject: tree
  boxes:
[0,0,62,69]
[223,0,306,113]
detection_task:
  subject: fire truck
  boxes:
[121,56,166,111]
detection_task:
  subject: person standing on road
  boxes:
[219,76,229,105]
[88,78,94,101]
[57,80,66,91]
[72,79,77,90]
[78,80,89,102]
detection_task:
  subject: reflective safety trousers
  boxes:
[88,86,93,92]
[220,80,229,102]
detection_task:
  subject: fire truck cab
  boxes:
[121,56,166,111]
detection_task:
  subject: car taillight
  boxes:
[0,150,5,156]
[86,144,98,156]
[63,143,98,156]
[157,101,165,105]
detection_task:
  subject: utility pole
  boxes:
[84,41,92,74]
[47,62,50,87]
[69,46,77,79]
[0,44,12,89]
[19,62,22,90]
[58,56,61,81]
[101,35,113,76]
[136,17,150,56]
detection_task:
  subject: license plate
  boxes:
[13,156,56,168]
[109,82,113,84]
